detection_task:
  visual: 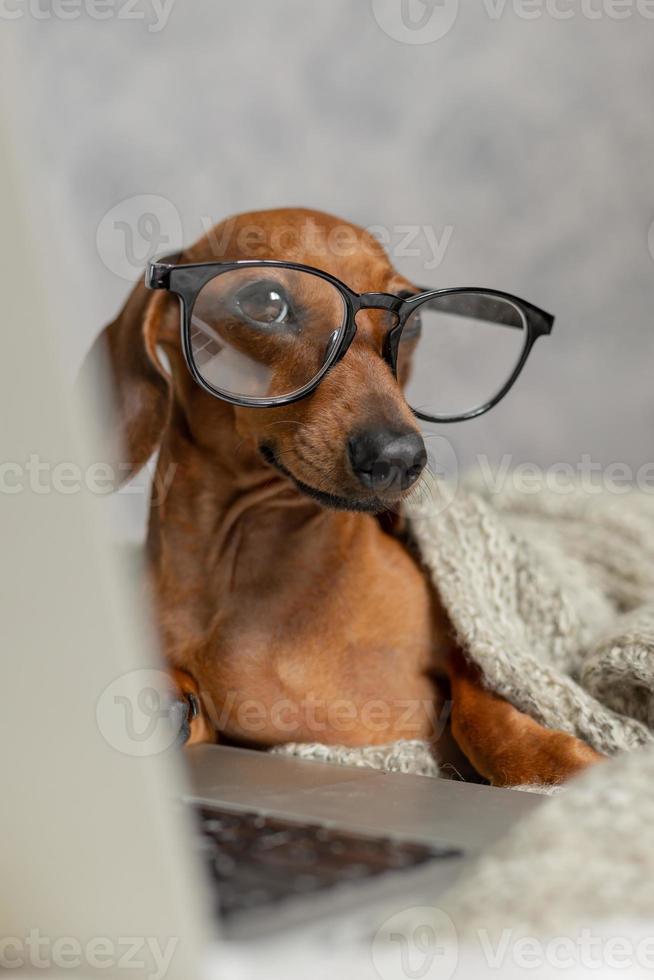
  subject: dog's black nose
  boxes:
[348,429,427,493]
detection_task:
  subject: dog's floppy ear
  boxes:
[82,277,174,483]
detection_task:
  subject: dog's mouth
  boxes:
[259,443,391,513]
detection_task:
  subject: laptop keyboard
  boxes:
[194,804,462,921]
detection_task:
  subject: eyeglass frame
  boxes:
[145,254,554,423]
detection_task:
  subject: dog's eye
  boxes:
[233,280,292,327]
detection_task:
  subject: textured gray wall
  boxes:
[9,0,654,536]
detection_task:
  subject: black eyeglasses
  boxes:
[146,256,554,423]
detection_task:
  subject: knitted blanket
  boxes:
[274,476,654,933]
[410,474,654,755]
[440,741,654,936]
[277,475,654,769]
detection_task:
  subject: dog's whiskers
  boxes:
[260,419,311,433]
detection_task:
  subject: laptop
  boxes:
[1,105,545,978]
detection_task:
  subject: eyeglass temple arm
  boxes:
[414,287,554,335]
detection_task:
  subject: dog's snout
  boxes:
[348,429,427,494]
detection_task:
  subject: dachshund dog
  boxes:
[88,207,602,786]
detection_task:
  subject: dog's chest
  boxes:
[196,519,447,746]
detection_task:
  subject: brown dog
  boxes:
[89,207,602,786]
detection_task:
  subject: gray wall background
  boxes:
[8,0,654,534]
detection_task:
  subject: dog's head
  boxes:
[88,208,427,512]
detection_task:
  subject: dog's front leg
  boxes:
[167,668,215,747]
[447,650,604,787]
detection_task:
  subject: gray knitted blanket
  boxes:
[278,476,654,766]
[409,474,654,755]
[275,476,654,933]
